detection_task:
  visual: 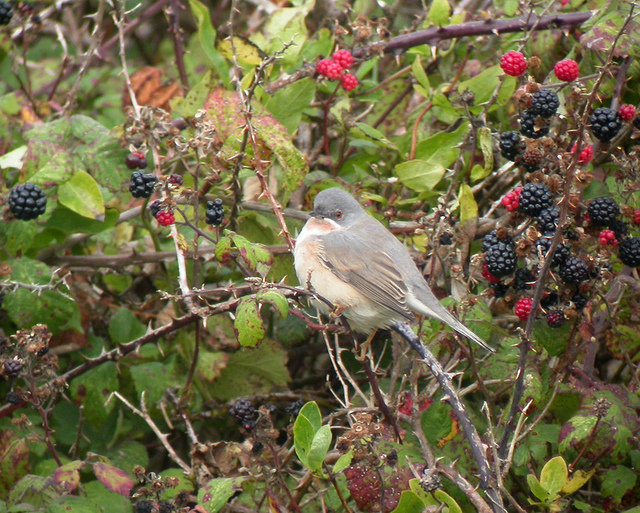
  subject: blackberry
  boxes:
[546,310,565,328]
[205,199,225,226]
[8,183,47,220]
[608,219,628,239]
[5,392,20,405]
[618,236,640,267]
[515,297,534,321]
[3,359,23,377]
[499,131,524,161]
[589,107,622,142]
[482,230,513,253]
[285,400,304,416]
[513,267,535,291]
[541,292,559,309]
[530,89,559,118]
[129,171,157,198]
[489,282,509,298]
[149,200,162,218]
[519,183,553,217]
[587,196,619,226]
[520,110,549,139]
[0,1,12,25]
[572,292,588,310]
[252,441,264,454]
[535,237,570,267]
[439,233,453,245]
[167,174,183,186]
[485,241,517,277]
[229,397,258,429]
[559,256,589,284]
[521,146,542,172]
[135,501,154,513]
[537,206,560,234]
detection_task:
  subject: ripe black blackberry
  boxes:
[520,110,549,139]
[205,199,225,226]
[482,230,513,253]
[229,398,258,429]
[589,107,622,142]
[499,132,524,161]
[5,392,20,405]
[485,241,517,277]
[559,256,589,284]
[587,196,619,226]
[489,282,509,298]
[129,171,157,198]
[572,292,588,310]
[438,233,453,246]
[618,236,640,267]
[537,206,560,234]
[608,219,628,239]
[9,182,47,220]
[513,267,535,291]
[541,291,559,309]
[3,359,23,377]
[519,183,553,217]
[149,200,162,218]
[535,237,570,267]
[135,501,154,513]
[530,89,559,118]
[0,1,12,25]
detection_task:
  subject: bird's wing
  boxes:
[318,228,414,321]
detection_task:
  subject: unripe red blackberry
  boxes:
[332,49,354,70]
[340,73,358,92]
[501,188,522,212]
[316,58,343,80]
[9,182,47,220]
[546,310,565,328]
[515,297,534,321]
[618,104,636,121]
[553,59,579,82]
[482,263,501,284]
[500,51,527,77]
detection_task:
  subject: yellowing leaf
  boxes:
[58,170,105,220]
[459,184,478,222]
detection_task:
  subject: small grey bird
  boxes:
[293,188,493,352]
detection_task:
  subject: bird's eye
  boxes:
[334,210,344,220]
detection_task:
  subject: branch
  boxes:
[392,322,506,513]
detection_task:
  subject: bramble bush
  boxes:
[1,0,639,512]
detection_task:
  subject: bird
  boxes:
[293,187,494,352]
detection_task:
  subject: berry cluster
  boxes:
[205,199,225,226]
[0,1,12,25]
[129,171,157,199]
[9,183,47,220]
[149,200,174,226]
[229,397,258,430]
[316,50,358,91]
[589,107,622,143]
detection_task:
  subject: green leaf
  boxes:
[395,160,446,192]
[51,461,83,493]
[534,320,571,356]
[415,122,469,167]
[457,66,515,111]
[427,0,451,27]
[390,490,427,513]
[527,474,549,502]
[420,402,454,446]
[172,71,217,118]
[196,350,229,383]
[470,126,494,181]
[0,431,30,501]
[265,78,316,135]
[433,490,463,513]
[539,456,568,498]
[293,413,314,468]
[188,0,230,81]
[69,363,119,426]
[332,451,353,474]
[352,122,398,150]
[217,36,263,67]
[207,339,290,400]
[57,170,105,220]
[45,496,103,513]
[7,475,61,510]
[260,1,313,64]
[108,307,147,344]
[411,56,430,93]
[2,221,38,256]
[459,184,478,222]
[198,477,247,513]
[130,362,179,405]
[92,462,134,497]
[47,207,118,235]
[3,258,82,334]
[562,469,595,495]
[234,297,265,348]
[84,481,133,513]
[601,466,638,502]
[306,424,332,472]
[256,290,289,318]
[298,401,323,432]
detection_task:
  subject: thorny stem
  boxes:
[392,322,506,513]
[167,0,189,89]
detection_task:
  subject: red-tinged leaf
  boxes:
[93,462,134,497]
[0,430,30,500]
[53,460,84,492]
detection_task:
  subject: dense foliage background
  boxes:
[1,0,639,512]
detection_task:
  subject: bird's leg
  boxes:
[356,329,378,361]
